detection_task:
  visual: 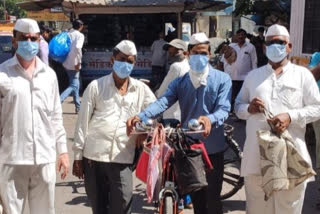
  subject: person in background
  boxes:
[156,39,189,120]
[151,31,167,90]
[0,18,69,214]
[220,29,257,112]
[235,24,320,214]
[38,25,51,65]
[252,26,268,67]
[60,19,85,113]
[308,51,320,210]
[72,40,156,214]
[127,32,232,214]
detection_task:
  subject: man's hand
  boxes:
[198,116,212,138]
[75,64,81,72]
[72,160,84,179]
[57,153,69,180]
[127,116,141,136]
[267,113,291,135]
[248,97,265,114]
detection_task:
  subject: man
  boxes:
[150,31,167,90]
[127,32,232,214]
[72,40,156,214]
[220,29,257,110]
[38,25,51,65]
[60,19,85,113]
[235,24,320,214]
[0,18,69,214]
[156,39,189,120]
[252,26,268,67]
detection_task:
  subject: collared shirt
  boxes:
[138,66,232,154]
[235,62,320,176]
[222,42,257,81]
[38,36,49,65]
[156,58,190,120]
[0,55,67,165]
[151,39,167,67]
[73,74,156,163]
[63,29,85,70]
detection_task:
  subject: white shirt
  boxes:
[151,39,167,67]
[156,59,190,120]
[73,74,156,164]
[235,62,320,176]
[63,29,85,70]
[0,56,67,165]
[223,42,257,81]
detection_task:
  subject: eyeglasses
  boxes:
[19,35,39,42]
[265,40,287,46]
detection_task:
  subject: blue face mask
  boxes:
[16,41,39,61]
[189,54,209,73]
[266,44,287,63]
[113,60,134,79]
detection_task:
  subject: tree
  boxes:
[0,0,26,20]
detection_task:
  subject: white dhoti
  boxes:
[0,163,56,214]
[245,175,307,214]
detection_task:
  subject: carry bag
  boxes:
[49,32,71,63]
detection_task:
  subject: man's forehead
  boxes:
[192,43,209,50]
[17,32,39,37]
[265,35,289,42]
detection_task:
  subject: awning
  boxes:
[18,0,62,11]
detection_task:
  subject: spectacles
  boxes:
[19,35,39,42]
[265,40,287,46]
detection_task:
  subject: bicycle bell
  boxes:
[188,119,202,131]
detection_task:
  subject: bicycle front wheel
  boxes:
[163,196,174,214]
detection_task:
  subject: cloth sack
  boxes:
[258,109,316,200]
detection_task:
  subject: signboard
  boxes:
[27,9,69,21]
[81,51,152,81]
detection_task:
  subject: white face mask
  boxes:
[189,65,209,89]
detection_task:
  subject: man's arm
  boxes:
[287,69,320,128]
[234,75,252,120]
[74,33,85,71]
[251,45,258,69]
[206,76,232,127]
[155,64,181,97]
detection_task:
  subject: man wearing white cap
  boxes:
[127,32,232,214]
[0,18,69,214]
[235,24,320,213]
[72,40,156,214]
[156,39,189,120]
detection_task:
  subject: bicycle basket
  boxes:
[173,143,208,195]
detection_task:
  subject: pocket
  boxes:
[278,85,302,108]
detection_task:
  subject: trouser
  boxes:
[313,120,320,177]
[231,80,244,111]
[60,69,81,111]
[244,175,307,214]
[83,158,133,214]
[0,163,56,214]
[190,152,224,214]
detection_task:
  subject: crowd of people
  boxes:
[0,17,319,214]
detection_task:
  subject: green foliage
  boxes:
[234,0,254,17]
[0,0,26,20]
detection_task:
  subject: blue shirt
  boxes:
[309,52,320,89]
[138,66,232,154]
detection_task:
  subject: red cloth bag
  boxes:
[135,142,151,183]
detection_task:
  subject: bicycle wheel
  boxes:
[163,196,174,214]
[220,142,244,200]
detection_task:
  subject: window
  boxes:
[303,0,320,54]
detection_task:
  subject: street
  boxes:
[26,97,319,214]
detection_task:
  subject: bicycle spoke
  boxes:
[224,158,241,165]
[223,177,239,187]
[224,171,241,180]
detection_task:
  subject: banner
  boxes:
[27,9,69,22]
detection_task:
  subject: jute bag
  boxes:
[257,109,316,200]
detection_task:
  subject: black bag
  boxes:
[173,141,208,195]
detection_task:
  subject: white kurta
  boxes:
[235,62,320,177]
[156,59,190,120]
[63,29,85,70]
[73,74,156,163]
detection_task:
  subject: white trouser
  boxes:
[0,163,56,214]
[245,175,307,214]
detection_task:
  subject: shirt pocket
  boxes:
[278,84,302,109]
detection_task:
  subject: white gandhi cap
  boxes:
[189,32,210,45]
[14,18,40,34]
[115,40,137,56]
[265,24,290,38]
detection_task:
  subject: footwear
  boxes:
[184,202,193,209]
[178,209,184,214]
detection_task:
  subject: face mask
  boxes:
[16,41,39,61]
[113,60,134,79]
[266,44,287,63]
[189,54,209,73]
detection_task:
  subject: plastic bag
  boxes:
[49,32,71,63]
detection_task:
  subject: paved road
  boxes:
[25,97,319,214]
